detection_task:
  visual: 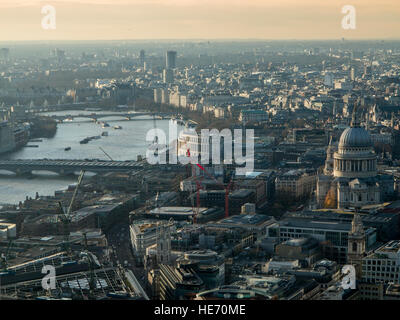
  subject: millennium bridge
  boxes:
[0,159,146,175]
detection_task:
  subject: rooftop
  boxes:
[280,217,351,232]
[149,206,207,216]
[376,240,400,254]
[218,214,274,227]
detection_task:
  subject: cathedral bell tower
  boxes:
[323,136,335,175]
[347,212,366,281]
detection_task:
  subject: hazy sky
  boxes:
[0,0,399,41]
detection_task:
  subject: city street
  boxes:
[105,222,149,295]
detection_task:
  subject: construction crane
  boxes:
[153,113,159,157]
[67,170,85,216]
[99,147,114,161]
[58,170,86,254]
[185,148,235,219]
[190,157,234,218]
[203,170,234,218]
[224,178,235,218]
[189,177,204,224]
[83,232,97,297]
[0,240,14,274]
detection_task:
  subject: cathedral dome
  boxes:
[339,127,372,149]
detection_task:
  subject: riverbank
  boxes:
[0,115,181,204]
[135,98,237,131]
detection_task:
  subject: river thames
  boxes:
[0,111,183,204]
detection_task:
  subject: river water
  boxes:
[0,110,183,204]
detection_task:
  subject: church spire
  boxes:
[351,100,360,128]
[328,135,333,146]
[323,134,335,176]
[348,211,366,282]
[351,211,365,236]
[326,135,333,159]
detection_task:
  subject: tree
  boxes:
[323,187,337,209]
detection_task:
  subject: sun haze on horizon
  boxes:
[0,0,399,41]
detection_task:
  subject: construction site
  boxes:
[0,168,148,300]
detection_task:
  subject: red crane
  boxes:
[198,167,234,218]
[186,148,234,218]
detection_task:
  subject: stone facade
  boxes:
[317,112,394,209]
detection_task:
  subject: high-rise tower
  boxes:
[166,51,177,69]
[139,50,145,67]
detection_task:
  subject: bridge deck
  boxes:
[0,159,145,173]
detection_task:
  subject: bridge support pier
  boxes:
[59,169,75,176]
[15,169,32,177]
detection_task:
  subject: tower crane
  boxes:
[58,170,86,254]
[194,180,203,224]
[99,147,114,161]
[189,175,204,224]
[187,149,235,218]
[224,178,235,218]
[83,232,97,297]
[153,113,159,157]
[185,148,235,220]
[0,240,14,274]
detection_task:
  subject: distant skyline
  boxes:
[0,0,399,41]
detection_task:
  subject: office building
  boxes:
[139,49,145,66]
[274,214,377,264]
[163,68,174,84]
[158,263,205,300]
[275,169,317,199]
[362,240,400,285]
[166,51,177,69]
